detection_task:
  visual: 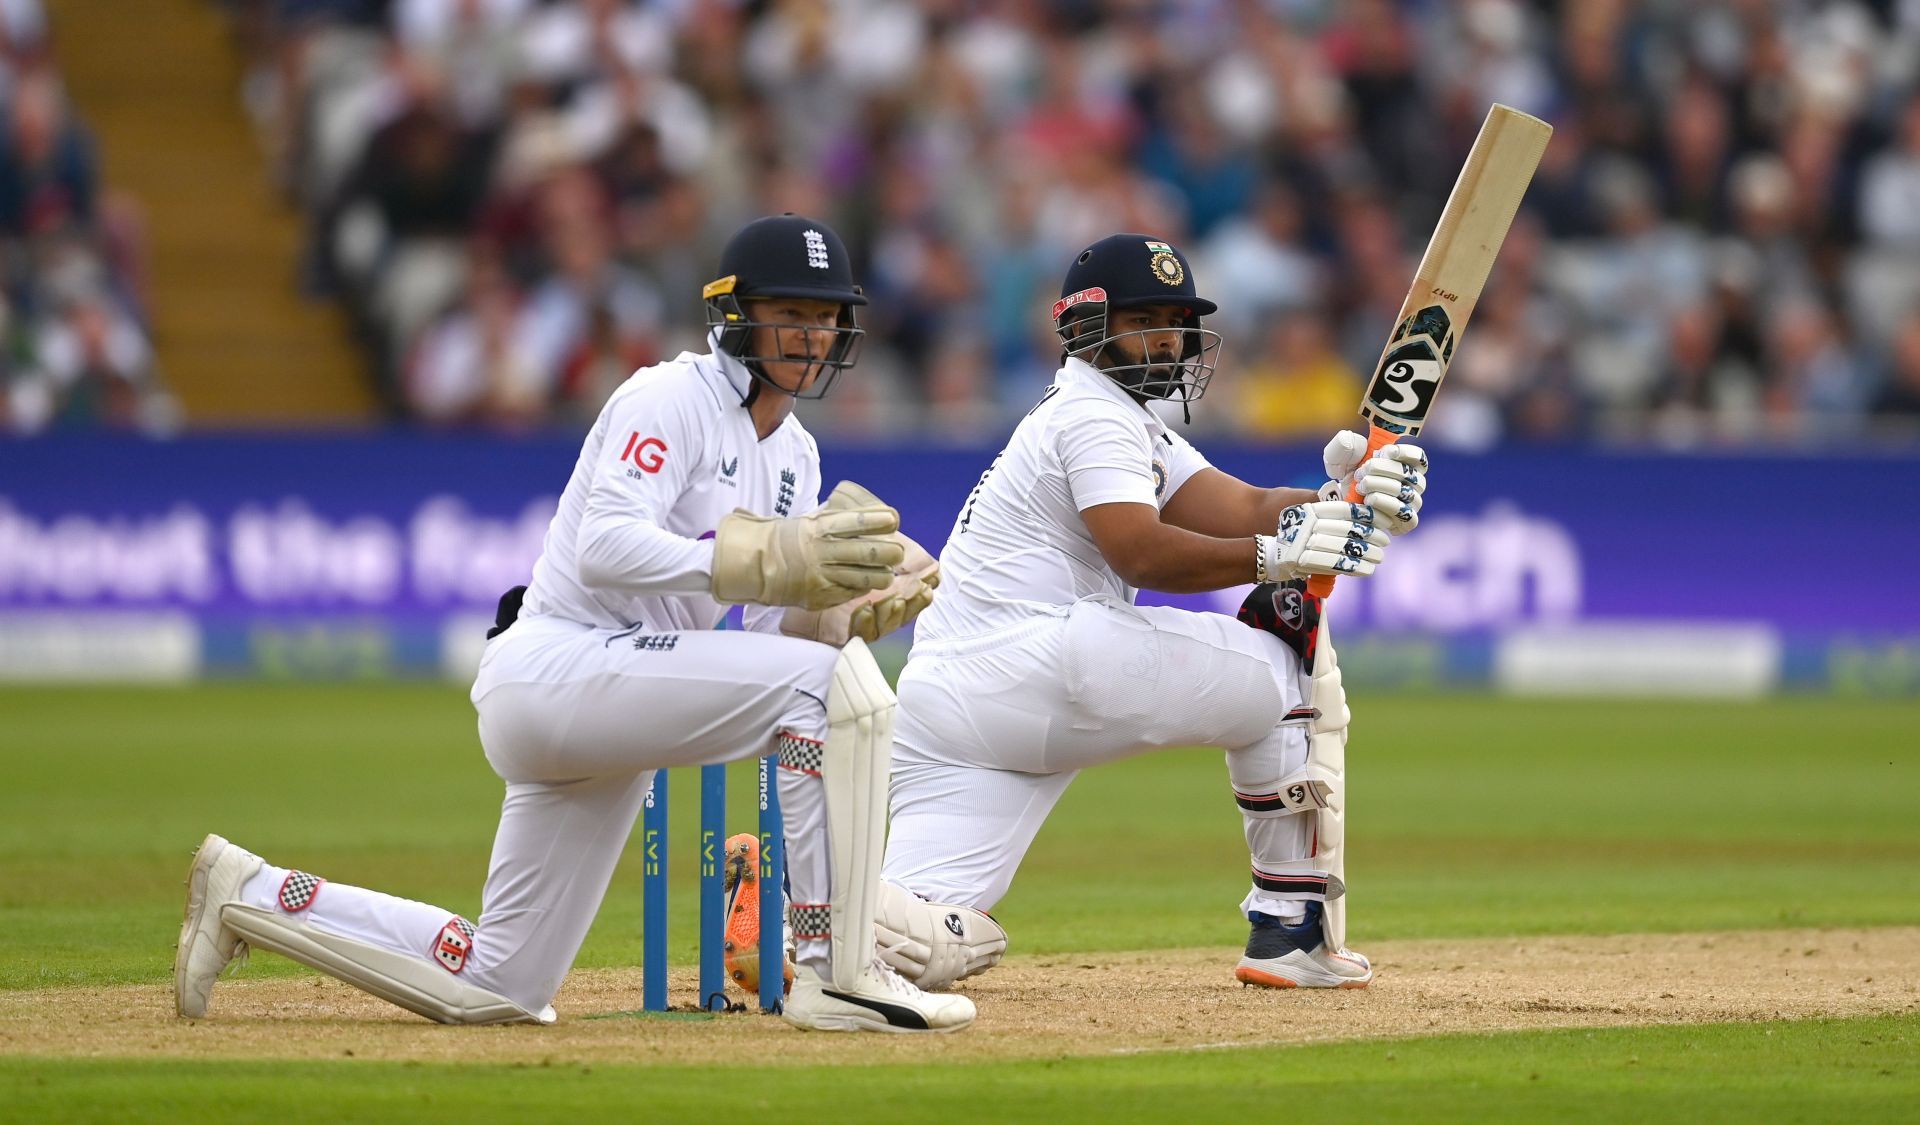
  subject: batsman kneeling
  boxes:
[871,234,1431,992]
[174,216,971,1033]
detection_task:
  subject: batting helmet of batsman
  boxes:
[1052,233,1223,417]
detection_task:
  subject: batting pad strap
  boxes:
[1234,781,1331,817]
[790,902,830,941]
[1251,862,1346,902]
[1233,764,1337,818]
[777,731,824,777]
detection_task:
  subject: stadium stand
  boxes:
[23,0,1920,447]
[44,0,371,425]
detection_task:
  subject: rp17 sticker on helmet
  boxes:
[1051,287,1108,320]
[620,433,668,476]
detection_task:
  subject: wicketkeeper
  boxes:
[175,215,967,1033]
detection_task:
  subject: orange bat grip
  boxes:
[1303,424,1397,599]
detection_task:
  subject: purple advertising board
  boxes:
[1,434,1915,688]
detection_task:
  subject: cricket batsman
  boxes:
[174,215,971,1033]
[866,234,1429,992]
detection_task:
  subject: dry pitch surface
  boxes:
[5,927,1916,1066]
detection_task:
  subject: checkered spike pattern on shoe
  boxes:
[720,833,792,997]
[175,834,265,1019]
[1233,901,1373,990]
[782,958,976,1034]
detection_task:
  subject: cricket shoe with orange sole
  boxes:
[1234,901,1373,989]
[721,833,793,998]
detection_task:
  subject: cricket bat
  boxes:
[1306,104,1552,599]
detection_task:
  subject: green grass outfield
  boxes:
[5,1016,1918,1123]
[2,684,1917,1118]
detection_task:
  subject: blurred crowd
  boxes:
[0,0,173,435]
[221,0,1920,447]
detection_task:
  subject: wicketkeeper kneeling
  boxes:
[175,216,967,1033]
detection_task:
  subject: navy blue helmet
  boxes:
[704,214,867,401]
[1052,233,1222,410]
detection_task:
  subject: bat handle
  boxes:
[1304,424,1398,599]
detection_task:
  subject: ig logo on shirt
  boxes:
[620,433,668,476]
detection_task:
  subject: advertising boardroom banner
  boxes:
[2,434,1915,688]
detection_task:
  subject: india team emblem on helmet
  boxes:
[1144,240,1185,286]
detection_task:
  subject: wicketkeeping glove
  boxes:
[781,481,940,644]
[710,504,904,610]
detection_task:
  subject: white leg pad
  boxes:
[220,904,555,1025]
[825,637,894,992]
[875,880,1008,990]
[1310,618,1350,951]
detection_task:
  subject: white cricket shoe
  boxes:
[1234,902,1373,989]
[174,834,263,1018]
[782,958,976,1033]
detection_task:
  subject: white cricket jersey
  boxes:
[518,338,820,634]
[915,358,1211,643]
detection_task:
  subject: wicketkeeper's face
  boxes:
[747,298,848,394]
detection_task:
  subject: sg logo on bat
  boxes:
[1363,304,1455,428]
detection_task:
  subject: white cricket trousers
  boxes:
[235,614,840,1016]
[881,596,1317,920]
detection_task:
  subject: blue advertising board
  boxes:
[2,434,1915,690]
